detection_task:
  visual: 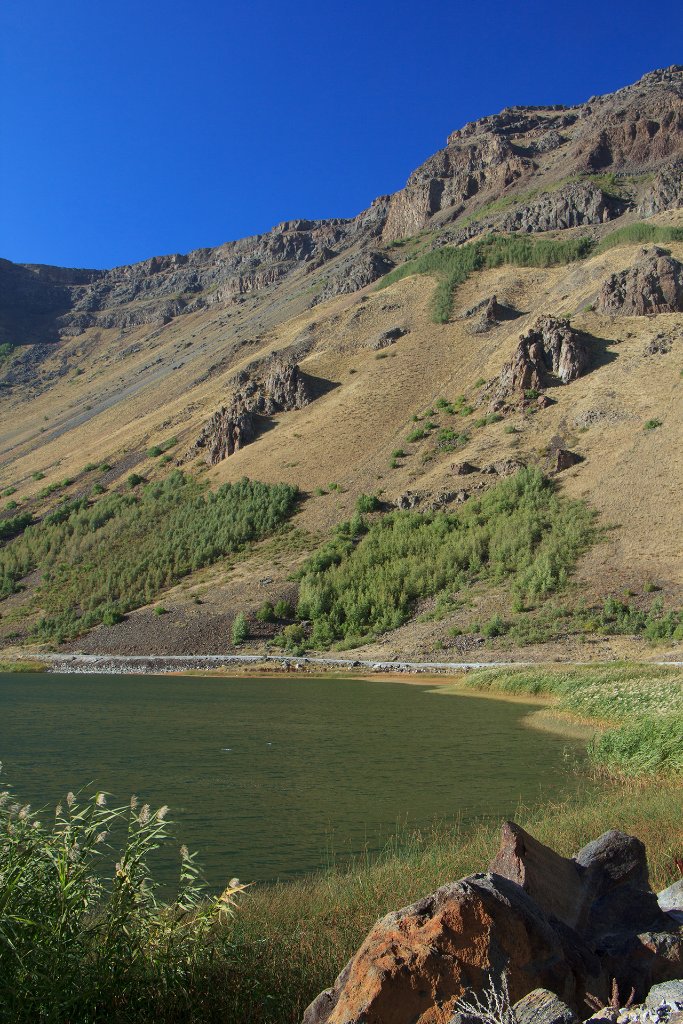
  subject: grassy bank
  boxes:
[2,664,682,1024]
[453,662,683,777]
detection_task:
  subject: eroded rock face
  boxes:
[501,184,629,233]
[318,250,395,302]
[638,160,683,216]
[596,246,683,315]
[304,826,683,1024]
[498,316,590,398]
[192,359,311,464]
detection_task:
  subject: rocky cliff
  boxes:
[2,67,682,349]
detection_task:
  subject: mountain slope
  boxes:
[1,67,682,661]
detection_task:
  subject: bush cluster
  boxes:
[0,473,298,641]
[294,469,594,650]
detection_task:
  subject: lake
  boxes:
[0,672,585,887]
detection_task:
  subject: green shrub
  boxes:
[389,458,399,469]
[391,449,406,459]
[274,599,295,619]
[377,233,592,323]
[2,487,16,497]
[406,427,427,442]
[99,462,111,473]
[127,473,145,488]
[0,776,243,1024]
[524,388,540,400]
[4,500,18,511]
[644,419,662,430]
[314,487,326,496]
[355,493,380,514]
[154,605,168,616]
[231,612,249,645]
[256,601,276,622]
[0,512,33,543]
[271,622,308,654]
[91,483,105,495]
[148,437,178,458]
[596,222,683,253]
[31,471,45,481]
[482,614,509,638]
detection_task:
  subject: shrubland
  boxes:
[293,469,595,650]
[0,473,298,643]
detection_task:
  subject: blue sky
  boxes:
[1,0,680,269]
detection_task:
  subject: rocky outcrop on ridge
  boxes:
[497,316,590,399]
[381,66,683,242]
[192,358,311,464]
[596,247,683,315]
[500,183,630,233]
[303,825,683,1024]
[638,161,683,216]
[317,249,395,302]
[2,67,682,348]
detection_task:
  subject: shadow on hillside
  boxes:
[583,331,619,372]
[300,371,340,400]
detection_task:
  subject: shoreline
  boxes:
[27,652,536,676]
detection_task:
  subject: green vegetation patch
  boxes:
[377,233,592,323]
[459,663,683,779]
[147,436,179,458]
[596,221,683,254]
[0,472,298,642]
[295,469,594,649]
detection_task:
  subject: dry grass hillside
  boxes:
[1,70,682,662]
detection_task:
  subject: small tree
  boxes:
[231,612,249,646]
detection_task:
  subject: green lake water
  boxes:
[0,672,585,887]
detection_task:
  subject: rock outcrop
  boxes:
[370,326,408,350]
[303,825,683,1024]
[3,68,682,347]
[638,161,683,216]
[596,247,683,315]
[500,184,629,233]
[497,316,590,399]
[192,359,311,464]
[317,250,394,302]
[381,66,683,242]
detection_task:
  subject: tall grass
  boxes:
[455,663,683,778]
[0,774,245,1024]
[596,221,683,253]
[377,234,593,323]
[294,469,595,650]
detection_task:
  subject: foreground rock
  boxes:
[596,247,683,315]
[303,825,683,1024]
[192,358,311,463]
[496,316,590,400]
